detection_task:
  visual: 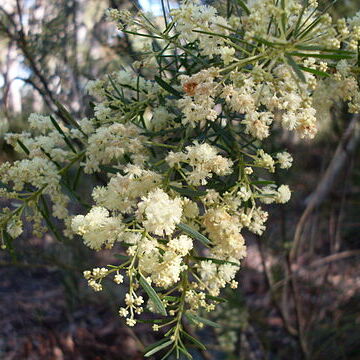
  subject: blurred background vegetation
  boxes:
[0,0,360,359]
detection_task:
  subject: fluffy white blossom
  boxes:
[166,143,233,185]
[92,166,162,212]
[6,218,23,239]
[276,152,293,169]
[72,207,123,250]
[84,123,147,173]
[255,150,275,173]
[203,207,247,262]
[136,188,183,236]
[275,185,292,204]
[168,235,193,256]
[149,107,176,131]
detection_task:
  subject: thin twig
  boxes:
[256,237,298,337]
[286,255,309,358]
[272,249,360,292]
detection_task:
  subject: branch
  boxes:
[272,249,360,293]
[0,3,69,122]
[290,114,360,260]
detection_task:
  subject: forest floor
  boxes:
[1,234,359,360]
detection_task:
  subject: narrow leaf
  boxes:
[297,0,338,40]
[40,146,61,169]
[177,223,212,246]
[178,345,193,359]
[192,29,236,41]
[113,254,130,262]
[160,347,176,360]
[99,165,120,174]
[298,65,330,77]
[170,186,207,198]
[182,331,207,350]
[72,165,82,190]
[154,76,182,98]
[50,115,77,153]
[253,36,280,47]
[185,312,221,328]
[139,274,167,316]
[36,199,64,243]
[144,339,173,357]
[293,4,306,36]
[205,294,227,303]
[285,55,306,82]
[163,20,175,35]
[122,29,163,39]
[192,256,239,267]
[17,140,30,155]
[235,0,250,15]
[280,0,286,34]
[55,100,86,135]
[160,0,168,27]
[288,52,353,60]
[108,75,124,99]
[294,45,354,54]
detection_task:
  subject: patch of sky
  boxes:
[139,0,178,15]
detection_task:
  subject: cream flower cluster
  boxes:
[72,207,123,250]
[136,188,183,236]
[166,142,233,185]
[1,0,360,357]
[92,166,162,212]
[84,123,148,173]
[171,2,230,58]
